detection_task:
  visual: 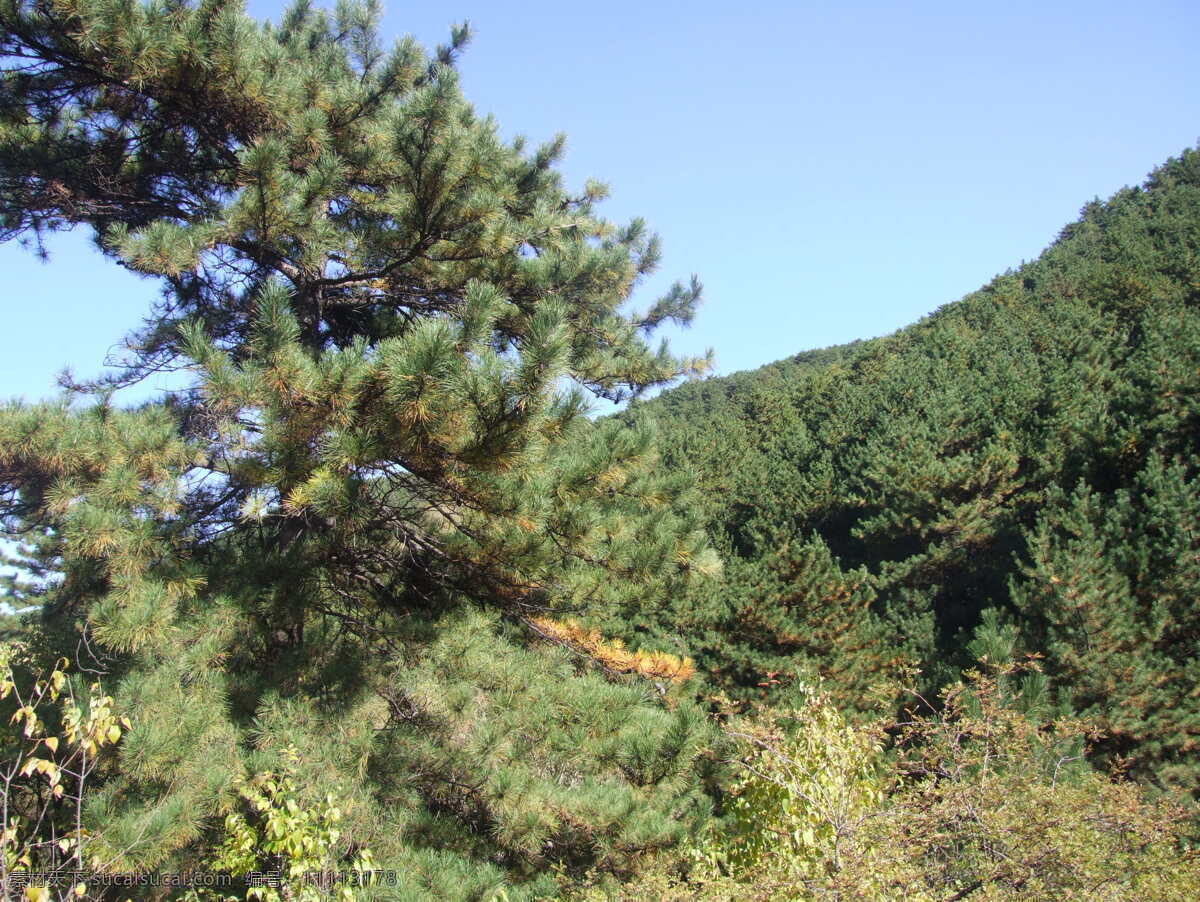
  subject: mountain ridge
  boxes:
[612,145,1200,801]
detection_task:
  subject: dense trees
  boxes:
[625,146,1200,802]
[3,1,1200,898]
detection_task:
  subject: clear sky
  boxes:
[2,0,1198,404]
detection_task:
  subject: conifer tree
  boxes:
[0,0,718,896]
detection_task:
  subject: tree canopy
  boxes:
[0,0,718,896]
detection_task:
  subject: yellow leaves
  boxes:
[205,748,374,902]
[0,659,129,891]
[530,616,697,684]
[58,681,124,757]
[12,704,44,740]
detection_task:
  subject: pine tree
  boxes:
[0,0,719,896]
[1014,454,1200,798]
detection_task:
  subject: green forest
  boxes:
[0,1,1198,899]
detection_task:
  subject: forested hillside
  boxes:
[621,147,1200,800]
[1,1,1199,899]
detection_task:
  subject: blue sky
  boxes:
[3,0,1198,404]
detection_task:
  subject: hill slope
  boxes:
[618,146,1200,799]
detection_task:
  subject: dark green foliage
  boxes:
[4,0,1200,889]
[625,147,1200,798]
[1014,456,1200,795]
